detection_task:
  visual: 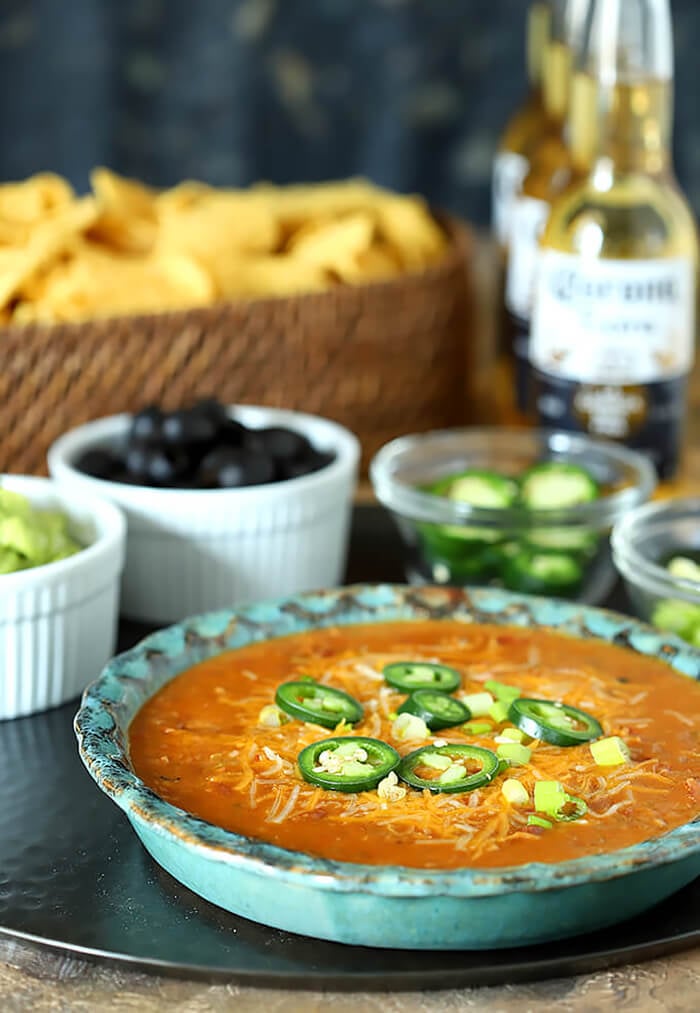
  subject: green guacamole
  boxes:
[0,489,81,574]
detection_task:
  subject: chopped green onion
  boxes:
[258,704,288,728]
[533,780,588,821]
[533,780,567,815]
[462,720,493,735]
[391,712,430,742]
[528,814,553,829]
[502,779,529,806]
[485,680,521,703]
[557,794,588,821]
[494,727,526,743]
[488,700,510,723]
[590,736,631,767]
[460,692,494,717]
[298,674,317,683]
[497,742,532,766]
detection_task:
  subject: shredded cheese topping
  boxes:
[130,627,700,869]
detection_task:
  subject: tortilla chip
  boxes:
[0,171,448,322]
[0,218,30,246]
[253,178,382,221]
[330,242,401,284]
[155,180,215,213]
[14,242,214,322]
[0,173,75,224]
[88,167,158,254]
[208,255,329,299]
[374,195,447,269]
[0,197,98,309]
[287,212,375,274]
[158,192,280,261]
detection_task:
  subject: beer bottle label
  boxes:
[505,196,551,320]
[492,152,529,248]
[530,251,696,477]
[504,195,550,410]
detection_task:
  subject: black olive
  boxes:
[190,397,230,430]
[130,406,163,443]
[150,452,189,485]
[85,400,337,490]
[124,445,186,484]
[218,418,249,447]
[125,444,152,478]
[245,426,312,463]
[75,448,123,481]
[162,409,217,447]
[200,447,276,488]
[283,450,336,480]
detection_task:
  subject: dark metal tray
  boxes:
[0,506,698,990]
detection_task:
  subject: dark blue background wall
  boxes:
[0,0,697,225]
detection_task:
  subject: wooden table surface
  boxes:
[2,237,700,1010]
[0,935,698,1012]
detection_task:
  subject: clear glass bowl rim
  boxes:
[612,495,700,603]
[369,427,657,531]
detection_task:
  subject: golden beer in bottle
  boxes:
[492,2,552,249]
[503,0,588,418]
[530,0,698,479]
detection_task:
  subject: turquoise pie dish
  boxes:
[74,584,700,950]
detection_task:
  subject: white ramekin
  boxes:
[0,475,126,721]
[48,407,360,624]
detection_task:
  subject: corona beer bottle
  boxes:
[504,0,588,418]
[530,0,697,479]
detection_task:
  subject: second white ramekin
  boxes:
[0,474,126,720]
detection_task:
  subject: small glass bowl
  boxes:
[370,427,656,604]
[612,497,700,644]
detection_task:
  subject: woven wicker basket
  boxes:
[0,217,472,475]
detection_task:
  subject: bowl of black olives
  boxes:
[48,401,360,623]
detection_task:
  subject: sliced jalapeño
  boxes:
[396,689,470,730]
[503,548,584,597]
[383,661,461,694]
[433,469,520,509]
[275,681,363,729]
[508,698,603,746]
[397,743,500,794]
[297,736,400,792]
[519,462,600,510]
